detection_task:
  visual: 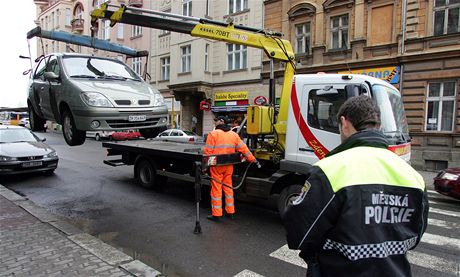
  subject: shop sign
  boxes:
[338,66,400,84]
[254,96,268,105]
[214,91,248,101]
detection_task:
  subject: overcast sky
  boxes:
[0,3,37,108]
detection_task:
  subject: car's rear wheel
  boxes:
[62,110,86,146]
[28,104,46,132]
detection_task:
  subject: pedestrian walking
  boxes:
[283,95,429,277]
[204,115,258,221]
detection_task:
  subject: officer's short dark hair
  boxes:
[337,95,380,131]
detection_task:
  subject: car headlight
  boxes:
[153,93,165,107]
[81,92,114,107]
[440,172,459,181]
[45,151,58,158]
[0,155,17,162]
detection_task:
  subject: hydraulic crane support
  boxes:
[90,3,296,146]
[27,26,149,57]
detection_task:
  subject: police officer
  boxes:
[283,95,429,276]
[204,115,257,221]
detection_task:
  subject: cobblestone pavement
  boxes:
[0,185,162,277]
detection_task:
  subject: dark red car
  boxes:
[111,130,142,141]
[434,167,460,200]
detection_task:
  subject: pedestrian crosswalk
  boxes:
[235,189,460,277]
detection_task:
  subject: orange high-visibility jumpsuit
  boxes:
[203,129,256,217]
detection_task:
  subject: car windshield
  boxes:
[0,128,39,143]
[62,56,141,81]
[372,84,410,141]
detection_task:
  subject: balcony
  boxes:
[71,18,84,33]
[128,0,142,7]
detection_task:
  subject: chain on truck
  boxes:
[89,3,412,233]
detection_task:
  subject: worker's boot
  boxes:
[225,213,235,220]
[207,215,220,222]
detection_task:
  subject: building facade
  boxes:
[150,0,266,135]
[33,0,151,78]
[264,0,460,170]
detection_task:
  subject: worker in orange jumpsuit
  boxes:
[204,115,258,221]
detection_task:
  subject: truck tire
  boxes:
[62,110,86,146]
[277,184,302,218]
[28,104,46,132]
[136,159,157,189]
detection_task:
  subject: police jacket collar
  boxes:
[326,129,389,158]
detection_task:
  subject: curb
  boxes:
[0,184,162,277]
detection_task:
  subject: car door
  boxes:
[169,130,181,142]
[46,56,62,122]
[32,56,53,120]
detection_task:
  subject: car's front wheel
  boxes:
[28,104,46,132]
[62,110,86,146]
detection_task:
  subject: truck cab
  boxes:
[285,74,411,166]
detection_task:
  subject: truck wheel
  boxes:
[277,184,302,218]
[28,104,46,132]
[136,159,157,189]
[62,110,86,146]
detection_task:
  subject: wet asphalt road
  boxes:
[2,131,459,277]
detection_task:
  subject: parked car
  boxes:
[111,130,142,141]
[27,53,168,146]
[434,168,460,200]
[18,117,30,128]
[0,125,58,175]
[86,131,114,141]
[152,129,202,143]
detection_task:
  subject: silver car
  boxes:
[0,125,58,175]
[153,129,202,143]
[27,53,168,146]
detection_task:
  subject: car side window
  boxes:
[47,57,61,77]
[159,131,169,137]
[34,57,49,80]
[170,131,179,136]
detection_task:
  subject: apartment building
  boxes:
[33,0,151,78]
[150,0,266,135]
[264,0,460,170]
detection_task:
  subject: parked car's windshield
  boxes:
[62,56,141,81]
[0,129,39,143]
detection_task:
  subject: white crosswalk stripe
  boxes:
[263,192,460,276]
[234,269,266,277]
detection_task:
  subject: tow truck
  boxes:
[90,4,412,233]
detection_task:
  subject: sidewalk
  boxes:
[0,185,162,277]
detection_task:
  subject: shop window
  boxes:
[295,22,311,54]
[330,14,348,50]
[425,81,457,131]
[433,0,460,36]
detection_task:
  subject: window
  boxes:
[102,20,110,40]
[307,86,346,133]
[66,8,71,25]
[161,56,170,80]
[132,25,142,37]
[433,0,460,36]
[229,0,248,14]
[227,44,247,70]
[295,22,311,54]
[45,16,48,29]
[330,14,348,49]
[51,12,55,29]
[56,9,59,28]
[117,23,124,39]
[132,57,142,75]
[51,41,55,52]
[34,57,49,80]
[160,9,171,35]
[183,0,192,16]
[425,81,457,131]
[181,45,191,73]
[205,44,209,71]
[75,5,83,20]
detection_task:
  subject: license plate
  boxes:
[128,115,146,122]
[22,161,43,168]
